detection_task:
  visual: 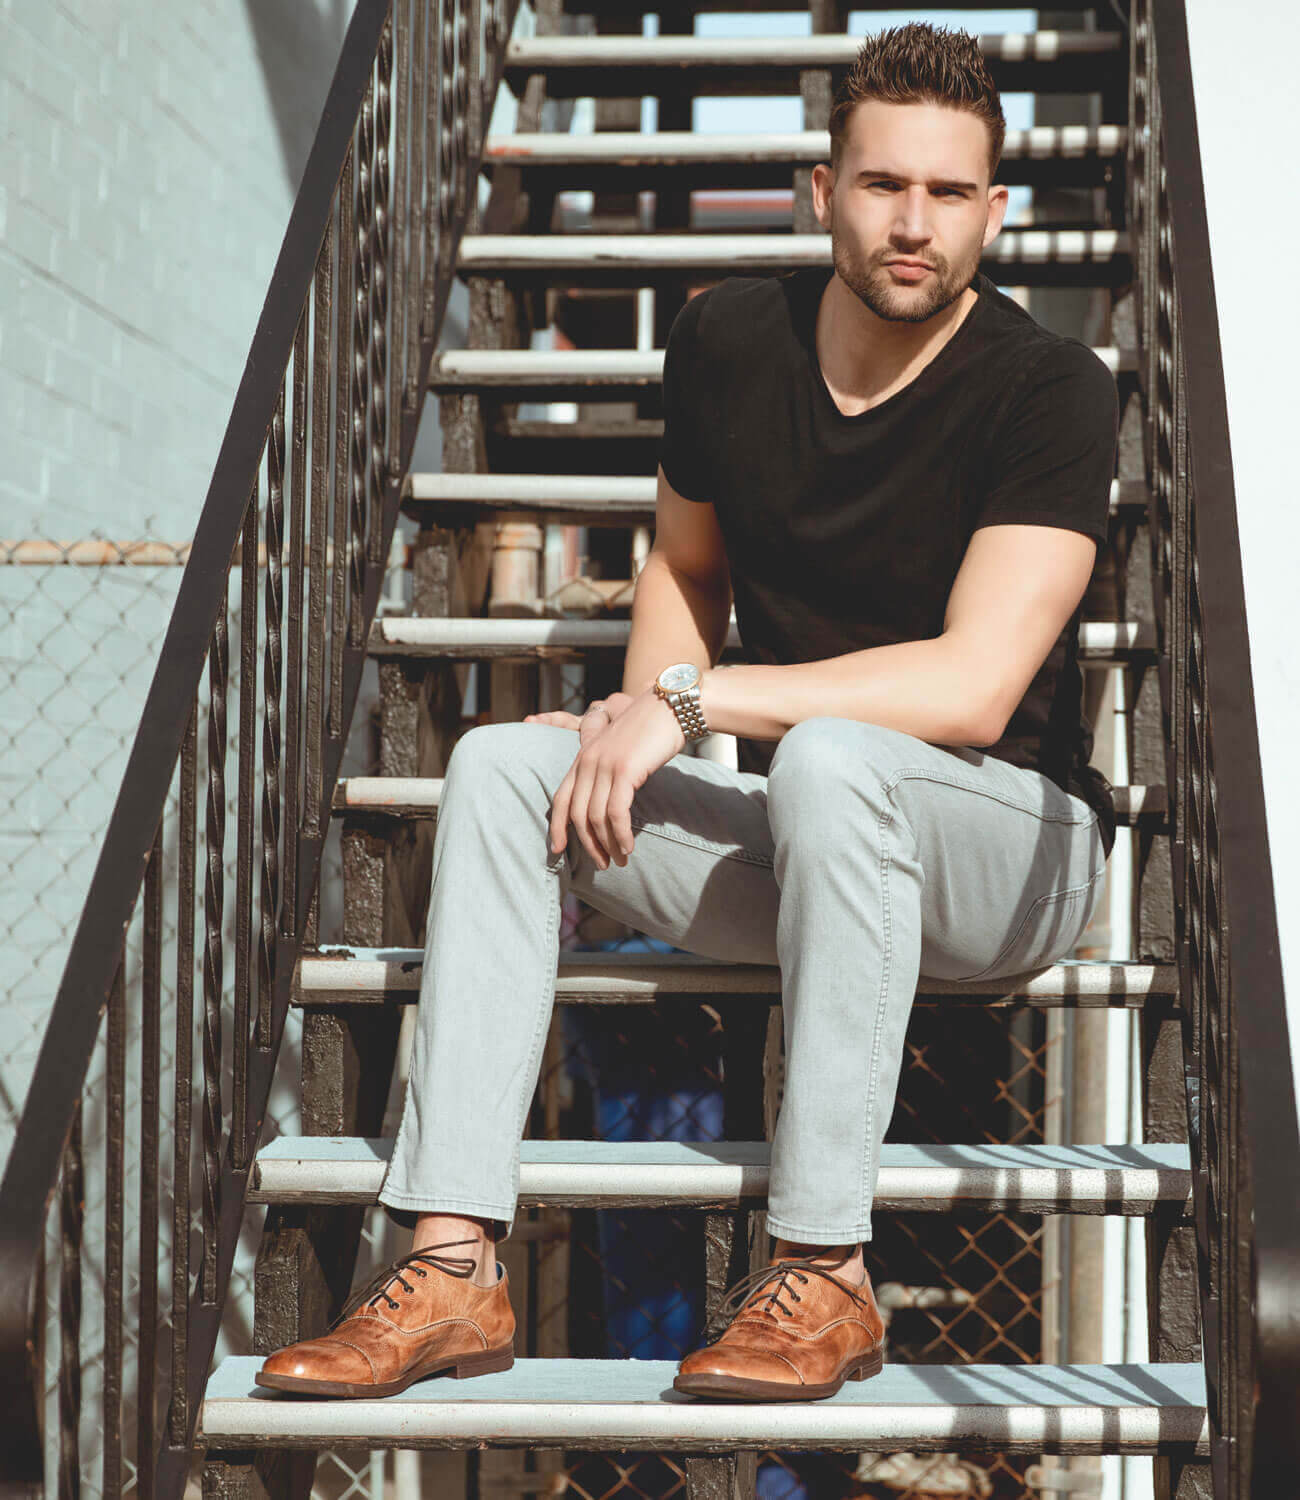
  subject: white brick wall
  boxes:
[1,0,353,537]
[0,0,355,1152]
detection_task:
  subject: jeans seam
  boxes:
[857,782,898,1234]
[506,855,565,1223]
[628,815,773,868]
[955,865,1108,985]
[382,1044,418,1199]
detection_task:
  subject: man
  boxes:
[256,21,1117,1404]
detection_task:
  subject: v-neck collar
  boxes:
[793,267,989,425]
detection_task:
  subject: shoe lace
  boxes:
[327,1239,480,1329]
[700,1253,871,1347]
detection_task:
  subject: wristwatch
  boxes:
[653,662,711,744]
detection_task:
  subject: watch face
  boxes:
[659,662,700,692]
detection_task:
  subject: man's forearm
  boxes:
[697,638,1000,748]
[622,553,731,697]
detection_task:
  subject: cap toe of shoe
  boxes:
[677,1343,803,1387]
[259,1338,375,1385]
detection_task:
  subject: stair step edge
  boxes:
[199,1355,1208,1454]
[248,1137,1193,1216]
[296,949,1178,1007]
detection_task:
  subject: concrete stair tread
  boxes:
[248,1136,1192,1214]
[199,1355,1208,1452]
[456,231,1130,286]
[365,616,1153,662]
[331,776,1163,823]
[401,472,1150,527]
[503,33,1124,99]
[297,946,1177,1005]
[429,343,1133,390]
[561,0,1102,12]
[506,32,1124,69]
[484,125,1128,167]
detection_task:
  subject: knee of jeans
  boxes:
[769,717,911,798]
[771,716,850,776]
[446,719,576,794]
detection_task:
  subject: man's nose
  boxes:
[891,187,933,246]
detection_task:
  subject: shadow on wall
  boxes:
[243,0,356,191]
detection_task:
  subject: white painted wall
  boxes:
[0,0,356,1147]
[1183,0,1300,1111]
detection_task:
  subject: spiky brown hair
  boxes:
[828,22,1007,180]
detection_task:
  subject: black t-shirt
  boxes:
[657,267,1119,858]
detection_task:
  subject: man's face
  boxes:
[812,99,1009,324]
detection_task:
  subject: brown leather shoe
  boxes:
[255,1239,515,1397]
[673,1254,886,1401]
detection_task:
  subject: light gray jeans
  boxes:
[377,715,1108,1244]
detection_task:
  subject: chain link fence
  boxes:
[1,543,387,1499]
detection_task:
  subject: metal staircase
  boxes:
[207,5,1201,1498]
[4,3,1296,1499]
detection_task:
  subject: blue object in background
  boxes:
[564,932,720,1362]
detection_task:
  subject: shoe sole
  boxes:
[254,1344,515,1398]
[672,1345,885,1402]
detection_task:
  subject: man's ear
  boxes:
[983,182,1010,248]
[811,161,835,231]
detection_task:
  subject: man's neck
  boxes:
[815,271,979,417]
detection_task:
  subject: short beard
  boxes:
[830,223,982,325]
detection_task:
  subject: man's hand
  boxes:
[541,688,687,870]
[524,691,636,748]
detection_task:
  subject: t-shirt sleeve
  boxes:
[658,292,714,502]
[975,339,1119,544]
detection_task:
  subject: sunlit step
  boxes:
[483,125,1128,171]
[430,342,1135,392]
[504,32,1124,98]
[200,1355,1208,1454]
[296,947,1177,1008]
[402,473,1150,528]
[367,615,1155,662]
[249,1138,1193,1216]
[457,230,1131,287]
[332,777,1165,825]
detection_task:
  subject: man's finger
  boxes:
[568,755,608,869]
[587,765,622,868]
[550,765,575,854]
[607,779,636,858]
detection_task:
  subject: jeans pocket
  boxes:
[954,869,1105,984]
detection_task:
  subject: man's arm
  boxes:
[694,521,1099,748]
[622,465,732,697]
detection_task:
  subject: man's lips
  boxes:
[884,259,936,281]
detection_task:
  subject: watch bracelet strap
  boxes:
[664,683,710,742]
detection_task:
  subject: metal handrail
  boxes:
[0,0,518,1492]
[1133,2,1300,1491]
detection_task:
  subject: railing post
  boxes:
[1127,7,1216,1496]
